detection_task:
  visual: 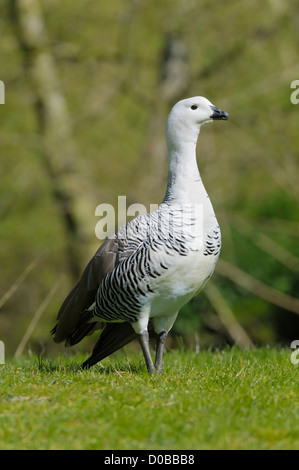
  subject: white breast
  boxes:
[148,230,219,318]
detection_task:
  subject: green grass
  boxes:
[0,347,298,450]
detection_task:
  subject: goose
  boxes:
[51,96,229,373]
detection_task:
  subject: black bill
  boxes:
[210,105,229,120]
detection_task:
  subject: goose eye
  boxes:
[191,105,198,110]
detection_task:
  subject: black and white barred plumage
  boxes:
[93,203,211,324]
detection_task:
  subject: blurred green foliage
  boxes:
[0,0,299,357]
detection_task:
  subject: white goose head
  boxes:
[166,96,229,150]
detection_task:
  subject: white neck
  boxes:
[163,123,207,205]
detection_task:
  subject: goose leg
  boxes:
[154,330,167,373]
[138,330,155,373]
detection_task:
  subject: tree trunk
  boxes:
[10,0,85,281]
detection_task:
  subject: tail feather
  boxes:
[65,309,95,347]
[82,322,137,369]
[51,281,97,344]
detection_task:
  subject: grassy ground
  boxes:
[0,347,298,450]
